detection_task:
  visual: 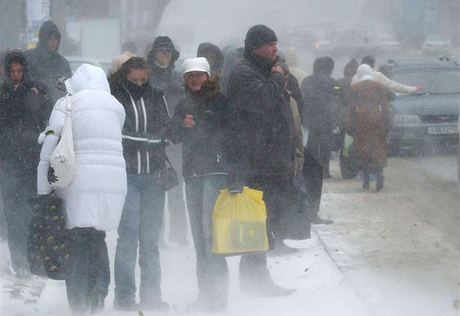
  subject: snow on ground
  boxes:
[1,157,458,316]
[1,228,371,316]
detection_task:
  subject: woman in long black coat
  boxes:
[0,50,51,279]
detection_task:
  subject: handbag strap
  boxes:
[66,94,72,116]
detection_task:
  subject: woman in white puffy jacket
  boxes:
[37,64,127,315]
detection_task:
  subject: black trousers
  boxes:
[307,130,331,177]
[302,150,323,219]
[65,227,110,312]
[239,175,292,288]
[1,161,34,272]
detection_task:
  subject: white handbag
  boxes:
[49,96,75,188]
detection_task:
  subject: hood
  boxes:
[285,47,298,67]
[357,64,373,80]
[147,36,180,66]
[65,64,110,95]
[4,50,29,84]
[37,20,61,51]
[197,42,224,74]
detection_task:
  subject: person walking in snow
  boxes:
[168,57,233,312]
[301,56,340,179]
[351,55,423,93]
[24,20,72,105]
[347,64,393,191]
[109,57,170,312]
[226,24,297,296]
[37,64,127,315]
[0,50,52,279]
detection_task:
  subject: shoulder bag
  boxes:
[49,96,75,188]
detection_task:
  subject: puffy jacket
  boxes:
[113,84,170,175]
[37,64,127,231]
[169,83,231,178]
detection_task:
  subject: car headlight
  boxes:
[393,114,421,123]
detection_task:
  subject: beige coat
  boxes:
[347,80,393,169]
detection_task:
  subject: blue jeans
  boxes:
[114,174,165,305]
[185,175,229,303]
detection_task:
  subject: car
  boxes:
[65,56,112,75]
[313,39,333,56]
[376,37,402,57]
[422,35,452,56]
[381,58,460,155]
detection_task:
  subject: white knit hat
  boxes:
[182,57,211,77]
[357,64,373,81]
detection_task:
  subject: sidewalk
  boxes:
[1,227,373,316]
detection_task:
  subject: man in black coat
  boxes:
[301,57,337,225]
[227,24,296,297]
[24,20,72,106]
[0,50,52,279]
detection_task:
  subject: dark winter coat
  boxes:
[149,64,183,114]
[168,79,231,178]
[347,80,393,168]
[24,21,72,105]
[0,53,51,172]
[226,51,296,187]
[301,73,340,134]
[113,84,170,175]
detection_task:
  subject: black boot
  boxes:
[90,295,104,314]
[376,169,384,191]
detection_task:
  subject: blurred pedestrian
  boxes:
[227,24,296,296]
[337,59,359,109]
[276,60,312,248]
[347,64,393,191]
[121,41,138,55]
[147,36,188,247]
[168,57,232,312]
[197,42,224,76]
[0,49,52,279]
[37,64,127,315]
[301,56,340,178]
[220,46,244,93]
[24,20,72,105]
[351,55,423,93]
[300,57,338,225]
[285,47,308,84]
[109,57,170,312]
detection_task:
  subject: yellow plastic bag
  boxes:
[212,186,269,255]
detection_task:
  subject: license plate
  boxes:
[428,126,458,135]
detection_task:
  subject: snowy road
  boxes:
[317,154,460,316]
[1,154,459,316]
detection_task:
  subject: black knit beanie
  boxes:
[244,25,277,52]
